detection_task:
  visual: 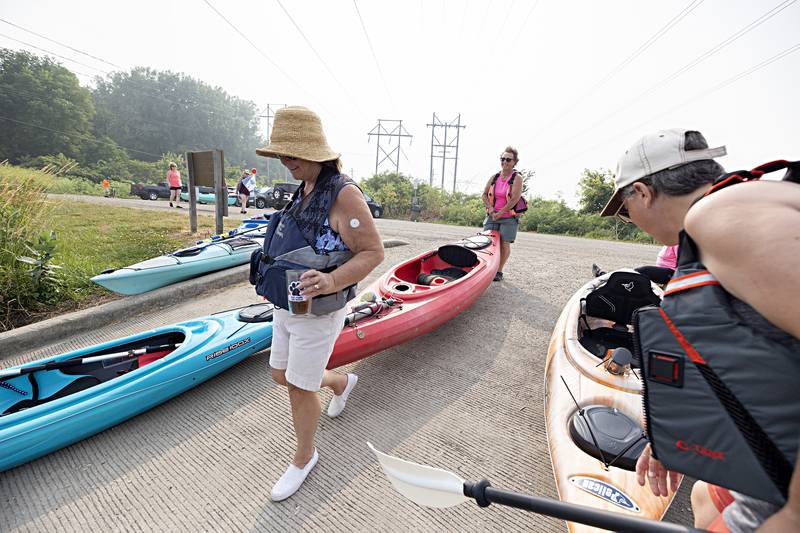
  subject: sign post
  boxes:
[186,150,226,235]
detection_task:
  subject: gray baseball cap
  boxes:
[600,129,726,217]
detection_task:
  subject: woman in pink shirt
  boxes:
[481,146,524,281]
[167,162,182,208]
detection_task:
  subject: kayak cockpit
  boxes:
[577,271,661,369]
[0,331,184,417]
[382,243,481,298]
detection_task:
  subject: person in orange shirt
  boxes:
[102,178,110,197]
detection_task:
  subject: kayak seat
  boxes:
[583,271,660,326]
[569,405,648,471]
[226,237,258,250]
[436,245,478,268]
[431,267,468,280]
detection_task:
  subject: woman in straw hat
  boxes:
[252,106,384,502]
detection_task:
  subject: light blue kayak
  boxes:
[180,190,237,205]
[91,218,270,295]
[0,303,274,473]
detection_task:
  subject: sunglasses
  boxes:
[616,204,632,224]
[279,155,298,161]
[500,157,514,163]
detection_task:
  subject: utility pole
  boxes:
[260,103,287,139]
[427,113,465,192]
[367,119,413,175]
[259,104,288,182]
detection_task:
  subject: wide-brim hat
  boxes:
[255,106,340,162]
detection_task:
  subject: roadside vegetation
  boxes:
[361,169,652,243]
[0,166,237,331]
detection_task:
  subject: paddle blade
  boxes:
[368,442,468,509]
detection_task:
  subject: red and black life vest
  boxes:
[634,160,800,505]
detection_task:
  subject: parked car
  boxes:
[130,181,185,201]
[271,182,301,209]
[363,192,383,218]
[234,187,267,209]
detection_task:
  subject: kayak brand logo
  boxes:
[569,476,641,513]
[622,282,635,292]
[676,440,727,461]
[206,337,252,361]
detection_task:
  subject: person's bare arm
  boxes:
[685,181,800,339]
[299,184,384,297]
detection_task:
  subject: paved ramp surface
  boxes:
[1,219,693,532]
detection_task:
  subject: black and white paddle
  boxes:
[0,344,181,380]
[368,443,705,533]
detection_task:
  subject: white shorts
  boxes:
[269,306,348,391]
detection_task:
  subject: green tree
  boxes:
[92,67,265,167]
[577,168,615,214]
[0,49,95,163]
[360,171,414,218]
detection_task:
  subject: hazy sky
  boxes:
[1,0,798,204]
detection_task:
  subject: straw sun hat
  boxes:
[255,106,340,162]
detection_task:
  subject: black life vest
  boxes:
[633,160,800,505]
[249,170,356,315]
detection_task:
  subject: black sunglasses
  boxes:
[616,205,632,224]
[279,155,298,161]
[500,157,514,162]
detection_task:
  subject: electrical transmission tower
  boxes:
[259,104,287,139]
[427,113,465,192]
[259,104,287,182]
[367,119,413,174]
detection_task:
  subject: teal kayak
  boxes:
[0,303,274,473]
[91,218,270,295]
[180,190,237,205]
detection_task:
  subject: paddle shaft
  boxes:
[464,481,704,533]
[198,222,268,244]
[0,344,180,380]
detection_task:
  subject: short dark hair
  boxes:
[621,131,725,200]
[502,146,519,162]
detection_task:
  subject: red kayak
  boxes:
[328,230,500,368]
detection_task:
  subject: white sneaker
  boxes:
[327,373,358,418]
[270,448,318,502]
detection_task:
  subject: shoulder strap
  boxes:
[705,160,800,197]
[490,172,501,185]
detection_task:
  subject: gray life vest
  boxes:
[633,160,800,505]
[249,170,356,315]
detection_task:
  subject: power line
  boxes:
[201,0,336,119]
[540,41,800,172]
[352,0,395,112]
[0,114,162,158]
[532,0,798,164]
[275,0,367,119]
[528,0,705,141]
[511,0,540,45]
[0,32,107,73]
[0,17,123,70]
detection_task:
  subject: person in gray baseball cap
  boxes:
[600,129,800,532]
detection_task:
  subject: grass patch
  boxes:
[5,198,240,330]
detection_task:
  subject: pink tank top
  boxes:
[493,172,515,218]
[167,170,182,188]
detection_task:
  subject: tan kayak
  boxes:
[544,270,681,532]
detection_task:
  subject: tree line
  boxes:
[0,48,290,186]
